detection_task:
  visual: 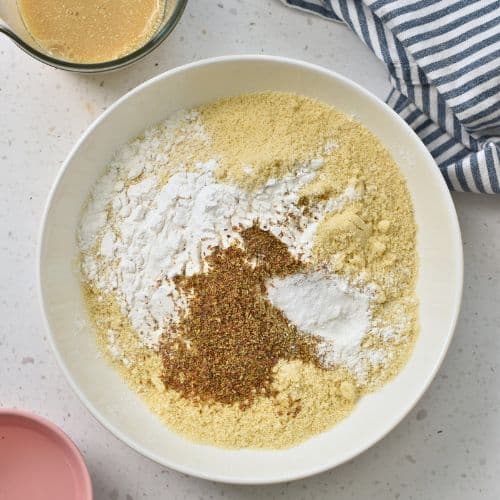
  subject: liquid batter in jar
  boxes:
[18,0,166,63]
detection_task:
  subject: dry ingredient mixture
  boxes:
[78,92,418,449]
[18,0,167,63]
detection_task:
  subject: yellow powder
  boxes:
[310,130,417,299]
[302,110,418,389]
[150,359,357,449]
[81,91,419,449]
[85,288,358,449]
[199,93,345,189]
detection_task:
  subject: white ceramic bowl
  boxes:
[38,55,463,484]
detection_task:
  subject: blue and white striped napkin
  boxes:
[283,0,500,193]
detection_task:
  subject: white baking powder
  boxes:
[266,271,388,381]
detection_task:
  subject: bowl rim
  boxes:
[37,54,463,484]
[0,408,93,498]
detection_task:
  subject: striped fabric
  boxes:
[283,0,500,193]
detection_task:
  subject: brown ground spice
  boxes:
[161,226,318,407]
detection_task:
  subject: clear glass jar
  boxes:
[0,0,187,73]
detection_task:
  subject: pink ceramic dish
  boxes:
[0,409,92,500]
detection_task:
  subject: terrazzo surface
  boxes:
[0,1,499,498]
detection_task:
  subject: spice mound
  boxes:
[163,227,316,408]
[78,92,418,449]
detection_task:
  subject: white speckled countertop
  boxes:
[0,1,499,498]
